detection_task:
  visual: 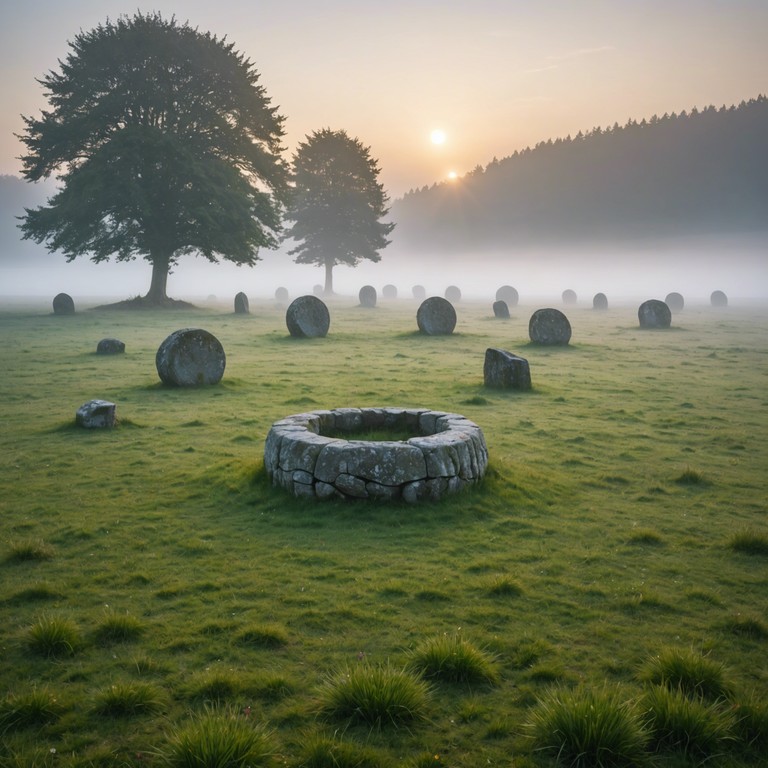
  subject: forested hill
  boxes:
[390,96,768,252]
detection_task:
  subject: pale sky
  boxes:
[1,0,766,198]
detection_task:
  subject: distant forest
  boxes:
[391,96,768,251]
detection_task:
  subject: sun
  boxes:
[430,129,447,145]
[447,170,458,181]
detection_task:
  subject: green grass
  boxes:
[637,647,732,700]
[1,296,767,766]
[407,633,500,685]
[92,681,166,717]
[26,614,81,658]
[0,688,64,731]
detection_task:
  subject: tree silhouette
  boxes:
[18,13,289,305]
[284,129,393,295]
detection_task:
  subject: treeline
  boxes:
[391,96,768,251]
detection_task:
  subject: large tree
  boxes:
[283,128,393,295]
[18,12,289,305]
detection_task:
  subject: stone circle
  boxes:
[711,290,728,307]
[562,289,577,305]
[445,285,462,302]
[592,292,608,310]
[76,399,116,428]
[638,299,671,328]
[234,292,250,314]
[286,295,330,338]
[275,287,289,303]
[529,308,572,345]
[264,407,488,502]
[359,285,377,308]
[412,285,426,300]
[382,284,397,299]
[97,338,125,355]
[492,300,510,319]
[53,293,75,315]
[155,328,226,386]
[417,297,457,335]
[496,285,519,307]
[484,348,531,390]
[665,292,684,312]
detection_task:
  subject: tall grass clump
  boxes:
[297,733,384,768]
[0,688,64,731]
[317,664,431,729]
[641,684,731,759]
[26,615,80,658]
[638,647,731,700]
[407,633,500,685]
[527,684,649,767]
[731,689,768,754]
[92,681,165,718]
[157,706,274,768]
[5,538,55,562]
[674,466,707,485]
[728,528,768,556]
[93,611,144,645]
[235,624,289,649]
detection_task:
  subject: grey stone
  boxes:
[492,300,510,319]
[592,292,608,310]
[76,399,116,428]
[275,287,289,303]
[496,285,519,307]
[638,299,671,329]
[445,285,462,302]
[711,290,728,307]
[313,284,324,297]
[484,348,532,390]
[234,292,250,314]
[412,285,426,300]
[529,308,572,345]
[286,295,330,338]
[417,297,456,335]
[97,338,125,355]
[53,293,75,315]
[665,292,684,312]
[155,328,226,386]
[562,289,577,305]
[359,285,377,308]
[382,284,397,300]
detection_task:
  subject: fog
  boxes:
[1,231,766,308]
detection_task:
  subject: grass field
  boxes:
[1,294,766,767]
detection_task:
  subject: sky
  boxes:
[1,0,767,199]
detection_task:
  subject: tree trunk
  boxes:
[324,260,334,296]
[144,253,170,304]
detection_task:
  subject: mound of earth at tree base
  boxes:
[93,296,197,310]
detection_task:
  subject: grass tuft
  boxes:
[317,663,431,729]
[626,528,664,546]
[235,624,289,649]
[0,688,64,731]
[93,610,144,645]
[5,538,55,562]
[728,528,768,556]
[186,670,242,703]
[638,647,731,700]
[674,466,707,485]
[407,633,500,685]
[722,614,768,639]
[92,681,165,717]
[527,684,649,767]
[297,733,384,768]
[26,614,81,658]
[485,575,524,597]
[730,689,768,753]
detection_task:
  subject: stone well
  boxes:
[264,407,488,503]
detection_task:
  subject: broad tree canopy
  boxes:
[18,12,289,304]
[283,128,393,295]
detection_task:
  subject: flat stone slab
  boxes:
[417,296,456,335]
[484,348,531,389]
[265,407,488,502]
[76,399,116,428]
[155,328,226,386]
[529,308,572,345]
[97,338,125,355]
[286,295,330,337]
[53,293,75,315]
[638,299,671,328]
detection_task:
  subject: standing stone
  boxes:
[493,300,510,319]
[638,299,671,329]
[382,284,397,299]
[592,292,608,310]
[234,292,250,314]
[562,289,577,305]
[417,297,456,335]
[484,348,531,390]
[359,285,377,307]
[665,292,684,312]
[313,284,324,297]
[156,328,226,386]
[711,290,728,307]
[529,308,572,345]
[275,287,289,303]
[52,293,75,315]
[496,285,519,307]
[97,338,125,355]
[286,295,330,338]
[445,285,462,303]
[76,399,116,428]
[412,285,426,300]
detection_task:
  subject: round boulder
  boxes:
[665,292,684,312]
[529,308,572,345]
[445,285,462,303]
[492,300,510,319]
[417,297,456,335]
[52,293,75,315]
[412,284,426,301]
[275,287,289,303]
[97,338,125,355]
[496,285,519,307]
[592,292,608,310]
[155,328,226,386]
[234,291,250,314]
[382,284,397,300]
[638,299,672,329]
[562,289,577,305]
[286,295,330,338]
[711,290,728,307]
[359,285,377,308]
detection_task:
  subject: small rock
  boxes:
[484,348,532,389]
[76,399,116,428]
[96,338,125,355]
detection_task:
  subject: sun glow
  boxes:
[447,170,458,180]
[430,129,446,145]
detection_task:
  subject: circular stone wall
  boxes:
[417,296,457,335]
[264,407,488,502]
[286,295,330,337]
[156,328,226,386]
[638,299,671,328]
[529,308,571,345]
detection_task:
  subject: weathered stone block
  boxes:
[492,300,510,319]
[234,292,250,314]
[417,297,456,335]
[76,399,116,428]
[484,348,532,390]
[359,285,377,307]
[529,308,571,345]
[286,295,330,338]
[97,338,125,355]
[155,328,226,386]
[53,293,75,315]
[638,299,671,329]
